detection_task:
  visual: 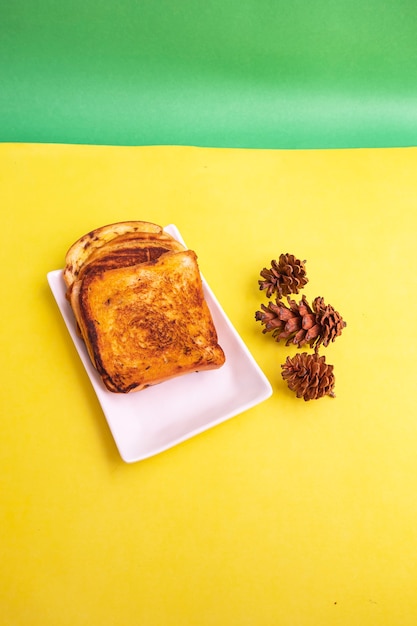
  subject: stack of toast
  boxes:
[64,221,225,393]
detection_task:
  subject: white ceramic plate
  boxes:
[47,224,272,462]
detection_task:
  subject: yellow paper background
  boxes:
[1,143,417,625]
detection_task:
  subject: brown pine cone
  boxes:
[258,254,308,299]
[255,295,346,350]
[281,352,335,400]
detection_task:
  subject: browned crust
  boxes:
[64,220,167,289]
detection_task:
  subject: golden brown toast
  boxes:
[64,220,166,289]
[76,250,225,393]
[64,220,225,393]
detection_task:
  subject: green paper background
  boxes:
[1,1,417,149]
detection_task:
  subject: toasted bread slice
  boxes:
[64,220,165,289]
[76,250,225,393]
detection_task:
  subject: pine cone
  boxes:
[255,295,346,350]
[259,254,308,299]
[281,352,335,401]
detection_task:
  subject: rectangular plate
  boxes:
[47,224,272,462]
